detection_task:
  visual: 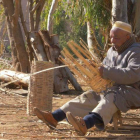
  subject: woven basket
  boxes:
[27,61,54,115]
[59,40,113,93]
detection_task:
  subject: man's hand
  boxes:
[98,66,104,77]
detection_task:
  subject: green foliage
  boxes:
[41,0,52,29]
[0,5,5,29]
[41,0,87,50]
[65,0,111,29]
[0,5,4,14]
[53,5,87,49]
[41,0,111,51]
[7,45,11,53]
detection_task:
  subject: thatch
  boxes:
[59,40,113,93]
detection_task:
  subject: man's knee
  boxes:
[104,93,115,103]
[60,90,100,115]
[79,90,101,102]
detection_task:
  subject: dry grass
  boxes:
[0,57,12,70]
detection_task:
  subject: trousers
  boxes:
[60,90,118,126]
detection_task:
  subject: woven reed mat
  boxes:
[27,61,54,115]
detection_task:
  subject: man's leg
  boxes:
[34,90,101,128]
[66,111,103,135]
[66,93,118,135]
[92,93,118,126]
[60,90,101,117]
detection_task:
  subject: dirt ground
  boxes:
[0,82,140,140]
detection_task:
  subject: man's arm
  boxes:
[102,51,140,85]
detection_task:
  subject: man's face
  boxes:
[110,28,130,48]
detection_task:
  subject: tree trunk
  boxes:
[1,0,82,94]
[53,65,69,94]
[30,32,48,61]
[2,0,30,73]
[86,21,100,60]
[112,0,128,24]
[65,67,82,91]
[132,0,140,39]
[38,30,82,93]
[20,0,34,63]
[21,0,30,31]
[47,0,58,34]
[0,69,29,88]
[6,12,19,70]
[38,31,69,93]
[87,21,96,55]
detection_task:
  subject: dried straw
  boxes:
[60,40,113,93]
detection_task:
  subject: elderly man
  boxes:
[34,21,140,135]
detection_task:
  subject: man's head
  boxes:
[110,21,132,48]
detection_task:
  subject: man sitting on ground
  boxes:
[34,21,140,136]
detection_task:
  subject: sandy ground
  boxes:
[0,84,140,140]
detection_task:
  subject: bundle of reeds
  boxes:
[59,39,113,93]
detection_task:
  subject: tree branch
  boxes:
[13,0,21,25]
[47,0,58,34]
[35,0,45,31]
[31,0,42,15]
[29,0,34,31]
[19,2,28,37]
